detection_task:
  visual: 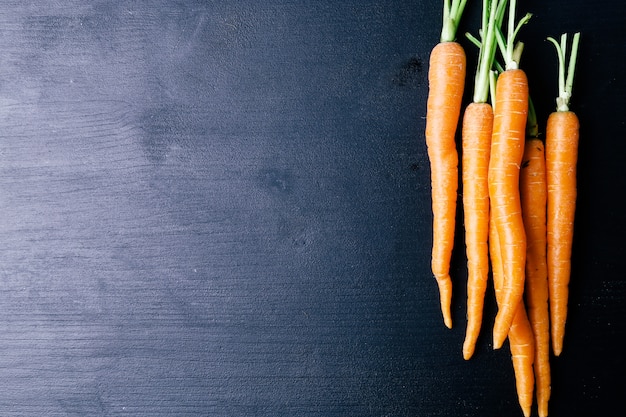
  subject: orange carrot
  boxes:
[507,304,536,417]
[425,0,468,329]
[460,0,505,359]
[461,102,492,358]
[488,67,529,349]
[546,32,581,356]
[520,103,551,416]
[489,1,531,349]
[489,220,535,417]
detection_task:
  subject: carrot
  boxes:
[520,99,551,416]
[507,303,535,417]
[461,102,492,357]
[489,220,535,417]
[546,32,581,356]
[461,0,505,360]
[425,0,468,329]
[488,0,531,349]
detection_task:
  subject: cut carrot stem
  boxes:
[546,32,581,356]
[425,1,468,329]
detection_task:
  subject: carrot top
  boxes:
[440,0,469,43]
[547,33,581,112]
[495,0,531,70]
[468,0,508,103]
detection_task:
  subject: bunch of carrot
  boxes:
[424,1,581,416]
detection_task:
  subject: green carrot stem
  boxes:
[441,0,469,42]
[526,96,538,138]
[547,32,581,112]
[496,0,531,70]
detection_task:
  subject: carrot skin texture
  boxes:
[520,139,551,416]
[425,41,466,329]
[461,102,493,359]
[488,69,529,349]
[508,305,536,417]
[490,221,535,417]
[546,111,579,356]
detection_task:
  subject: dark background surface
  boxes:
[0,1,624,416]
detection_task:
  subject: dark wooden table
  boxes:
[0,1,623,416]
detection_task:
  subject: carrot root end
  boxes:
[462,341,475,360]
[492,331,506,350]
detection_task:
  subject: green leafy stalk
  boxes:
[464,41,502,108]
[441,0,469,42]
[526,96,538,138]
[495,0,531,70]
[473,0,506,103]
[463,0,506,103]
[489,69,498,111]
[547,32,581,112]
[465,32,481,49]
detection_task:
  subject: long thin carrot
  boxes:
[461,0,505,360]
[489,220,535,417]
[489,0,531,349]
[546,32,581,356]
[461,101,492,357]
[425,0,468,329]
[520,99,551,417]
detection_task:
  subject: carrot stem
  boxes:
[547,32,581,112]
[526,96,538,139]
[465,32,481,49]
[496,0,531,70]
[489,70,497,110]
[473,0,504,103]
[441,0,469,42]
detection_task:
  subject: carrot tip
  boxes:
[538,393,550,416]
[462,337,476,360]
[462,347,473,361]
[552,335,563,356]
[492,334,505,350]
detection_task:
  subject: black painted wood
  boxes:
[0,1,623,416]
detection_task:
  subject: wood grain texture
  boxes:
[0,1,623,416]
